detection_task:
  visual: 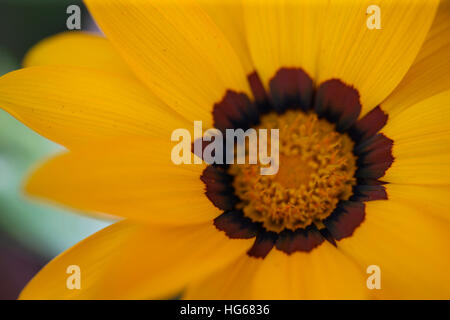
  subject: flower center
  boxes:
[228,110,357,232]
[204,68,393,258]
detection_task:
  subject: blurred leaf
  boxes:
[0,47,19,75]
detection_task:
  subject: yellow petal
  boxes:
[26,138,220,225]
[184,254,262,299]
[23,32,132,75]
[0,66,189,148]
[20,221,253,299]
[251,243,368,299]
[244,0,326,87]
[339,199,450,299]
[85,0,251,128]
[382,90,450,185]
[317,0,439,115]
[386,184,450,224]
[200,1,254,74]
[382,0,450,117]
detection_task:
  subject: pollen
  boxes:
[228,110,357,233]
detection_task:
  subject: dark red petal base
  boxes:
[203,68,394,259]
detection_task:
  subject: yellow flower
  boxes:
[0,0,449,299]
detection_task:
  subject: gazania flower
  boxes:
[0,0,449,299]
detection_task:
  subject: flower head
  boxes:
[0,0,449,299]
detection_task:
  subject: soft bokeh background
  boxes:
[0,0,112,299]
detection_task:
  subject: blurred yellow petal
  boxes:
[339,199,450,299]
[244,0,326,87]
[184,254,262,299]
[20,221,133,299]
[26,138,220,224]
[0,66,189,148]
[382,0,450,116]
[98,222,253,299]
[382,90,450,185]
[252,243,368,299]
[23,32,132,75]
[21,221,253,299]
[85,0,251,128]
[318,0,438,115]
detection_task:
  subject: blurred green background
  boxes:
[0,0,112,299]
